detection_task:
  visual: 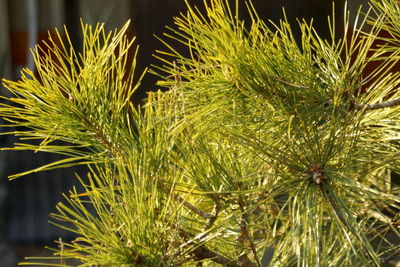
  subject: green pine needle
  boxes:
[3,0,400,266]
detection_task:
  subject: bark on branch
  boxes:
[175,195,257,266]
[174,194,214,219]
[355,98,400,111]
[238,196,262,267]
[380,249,400,266]
[191,243,257,267]
[178,228,257,267]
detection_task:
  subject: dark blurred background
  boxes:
[0,0,364,265]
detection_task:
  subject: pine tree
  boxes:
[2,0,400,266]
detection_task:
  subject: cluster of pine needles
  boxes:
[3,0,400,266]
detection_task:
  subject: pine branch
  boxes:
[203,203,219,231]
[81,116,123,156]
[360,208,393,224]
[380,249,400,266]
[178,195,220,242]
[322,184,379,264]
[266,74,310,89]
[174,194,214,219]
[355,98,400,111]
[175,197,255,266]
[237,196,262,267]
[8,0,400,265]
[179,228,257,267]
[191,243,256,267]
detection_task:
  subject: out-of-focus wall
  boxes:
[8,0,64,75]
[0,0,12,83]
[38,0,64,30]
[8,0,64,34]
[79,0,130,29]
[7,0,132,76]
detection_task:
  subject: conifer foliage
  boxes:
[3,0,400,266]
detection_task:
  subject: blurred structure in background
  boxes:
[0,0,16,265]
[0,0,367,265]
